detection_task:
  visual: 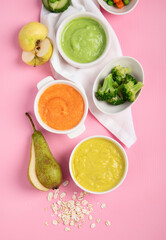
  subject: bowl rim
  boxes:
[56,11,111,68]
[92,56,144,115]
[97,0,139,15]
[69,135,128,194]
[34,79,89,134]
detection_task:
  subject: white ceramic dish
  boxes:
[97,0,139,15]
[92,56,144,115]
[34,76,88,139]
[69,135,128,194]
[56,12,111,68]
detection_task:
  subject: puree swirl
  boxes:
[61,17,107,63]
[38,84,84,130]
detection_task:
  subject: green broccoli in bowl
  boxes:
[95,65,143,106]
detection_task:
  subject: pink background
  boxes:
[1,0,166,239]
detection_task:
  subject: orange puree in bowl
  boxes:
[38,84,85,130]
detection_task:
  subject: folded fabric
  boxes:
[40,0,137,148]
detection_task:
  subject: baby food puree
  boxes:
[38,84,84,130]
[71,138,126,192]
[61,17,107,63]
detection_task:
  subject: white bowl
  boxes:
[92,56,144,115]
[97,0,139,15]
[34,76,88,139]
[56,12,111,68]
[69,135,128,194]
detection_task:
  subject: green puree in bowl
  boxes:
[61,17,107,63]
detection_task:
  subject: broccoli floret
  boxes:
[107,95,125,105]
[121,81,144,102]
[95,74,118,101]
[125,74,137,85]
[111,65,131,85]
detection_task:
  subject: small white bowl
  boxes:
[92,56,144,115]
[34,76,88,139]
[69,135,128,194]
[97,0,139,15]
[56,12,111,68]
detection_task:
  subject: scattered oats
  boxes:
[76,201,80,206]
[60,192,66,199]
[82,209,87,214]
[82,219,85,223]
[69,200,75,205]
[63,180,69,186]
[48,192,53,201]
[72,195,76,200]
[88,204,93,208]
[96,218,100,223]
[52,220,58,225]
[86,211,90,215]
[89,208,93,213]
[89,215,92,220]
[74,192,77,195]
[74,216,79,222]
[64,220,70,225]
[57,200,62,205]
[70,221,75,226]
[58,218,62,223]
[91,223,96,229]
[58,213,62,217]
[101,203,106,209]
[78,224,82,228]
[105,220,111,226]
[82,200,88,205]
[78,196,83,200]
[80,214,85,219]
[45,222,49,226]
[75,206,80,212]
[65,227,71,232]
[54,189,59,199]
[84,191,88,195]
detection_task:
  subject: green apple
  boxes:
[18,22,48,51]
[22,38,53,67]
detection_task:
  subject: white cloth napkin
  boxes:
[40,0,137,148]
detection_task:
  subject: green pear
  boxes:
[26,113,62,191]
[19,22,48,51]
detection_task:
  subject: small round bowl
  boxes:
[69,135,128,194]
[97,0,139,15]
[92,56,144,115]
[34,76,88,139]
[56,12,111,68]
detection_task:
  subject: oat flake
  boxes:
[105,220,111,226]
[52,220,58,225]
[91,223,96,229]
[48,192,53,202]
[101,203,106,209]
[63,180,69,186]
[65,227,71,232]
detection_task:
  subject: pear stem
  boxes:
[25,112,36,132]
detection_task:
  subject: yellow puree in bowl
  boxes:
[71,138,126,192]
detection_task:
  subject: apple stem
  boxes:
[25,112,36,132]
